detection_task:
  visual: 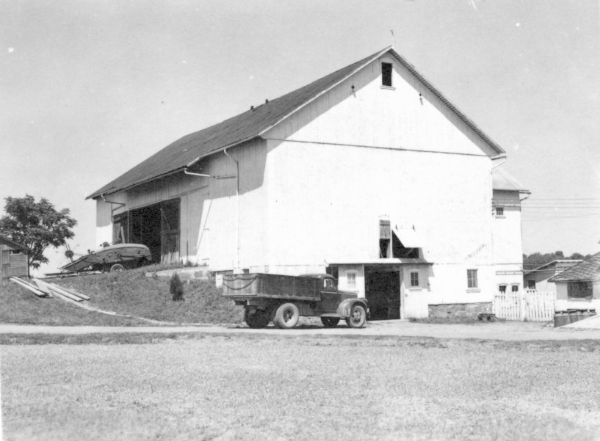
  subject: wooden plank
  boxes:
[50,284,90,301]
[9,277,47,297]
[35,280,82,302]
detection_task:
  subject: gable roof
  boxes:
[493,167,529,193]
[88,47,506,199]
[549,252,600,282]
[0,235,29,253]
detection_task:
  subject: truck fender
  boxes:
[337,298,368,318]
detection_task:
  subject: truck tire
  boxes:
[321,317,340,328]
[273,303,300,329]
[244,309,270,329]
[345,304,367,328]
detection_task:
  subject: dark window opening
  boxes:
[326,266,339,280]
[499,285,507,293]
[511,285,519,292]
[379,220,391,258]
[382,63,393,87]
[467,269,478,288]
[527,280,536,289]
[496,207,504,216]
[392,233,419,258]
[568,281,593,300]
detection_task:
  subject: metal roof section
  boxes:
[492,167,529,193]
[0,235,30,253]
[548,253,600,282]
[88,47,507,199]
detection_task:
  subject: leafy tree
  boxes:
[523,251,590,271]
[0,195,77,269]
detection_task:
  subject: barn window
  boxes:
[467,269,478,288]
[410,271,419,287]
[382,63,393,87]
[568,282,593,300]
[496,207,504,216]
[511,285,519,293]
[498,284,507,293]
[346,271,357,289]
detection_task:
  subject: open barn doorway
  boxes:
[365,267,400,320]
[114,198,180,264]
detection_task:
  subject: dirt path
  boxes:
[1,320,600,340]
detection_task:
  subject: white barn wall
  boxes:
[264,139,495,304]
[94,138,269,270]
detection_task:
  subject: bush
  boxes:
[170,273,184,301]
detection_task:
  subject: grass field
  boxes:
[3,335,600,441]
[1,269,244,326]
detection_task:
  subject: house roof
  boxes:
[524,259,583,276]
[0,235,29,253]
[88,47,506,199]
[492,167,529,193]
[548,253,600,282]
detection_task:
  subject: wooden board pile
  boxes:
[9,277,90,302]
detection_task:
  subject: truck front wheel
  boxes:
[345,304,367,328]
[244,309,271,329]
[273,303,300,329]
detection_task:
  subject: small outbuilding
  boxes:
[549,252,600,310]
[0,235,29,280]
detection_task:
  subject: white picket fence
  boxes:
[493,290,555,322]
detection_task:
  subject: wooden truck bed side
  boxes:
[222,273,321,302]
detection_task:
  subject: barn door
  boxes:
[160,199,180,264]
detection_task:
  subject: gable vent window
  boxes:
[382,63,393,87]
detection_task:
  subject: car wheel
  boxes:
[346,304,367,328]
[321,317,340,328]
[244,309,270,329]
[273,303,300,329]
[110,264,125,273]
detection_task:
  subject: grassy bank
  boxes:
[52,269,243,324]
[0,282,146,326]
[1,268,243,326]
[3,335,600,441]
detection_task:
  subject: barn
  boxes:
[88,46,528,318]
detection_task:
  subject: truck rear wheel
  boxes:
[345,304,367,328]
[273,303,300,329]
[321,317,340,328]
[244,309,270,329]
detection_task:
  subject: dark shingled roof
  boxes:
[549,252,600,282]
[88,47,506,199]
[0,235,29,253]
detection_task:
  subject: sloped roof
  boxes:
[0,235,29,253]
[524,259,582,276]
[88,47,506,199]
[549,252,600,282]
[493,167,529,192]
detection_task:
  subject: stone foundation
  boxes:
[145,267,211,281]
[428,302,492,319]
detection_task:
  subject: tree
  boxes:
[0,195,77,269]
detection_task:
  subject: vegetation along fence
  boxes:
[493,290,555,322]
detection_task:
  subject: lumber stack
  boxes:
[9,277,91,303]
[9,277,50,297]
[33,279,90,302]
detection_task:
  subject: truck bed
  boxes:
[222,273,321,301]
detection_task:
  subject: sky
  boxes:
[1,0,599,274]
